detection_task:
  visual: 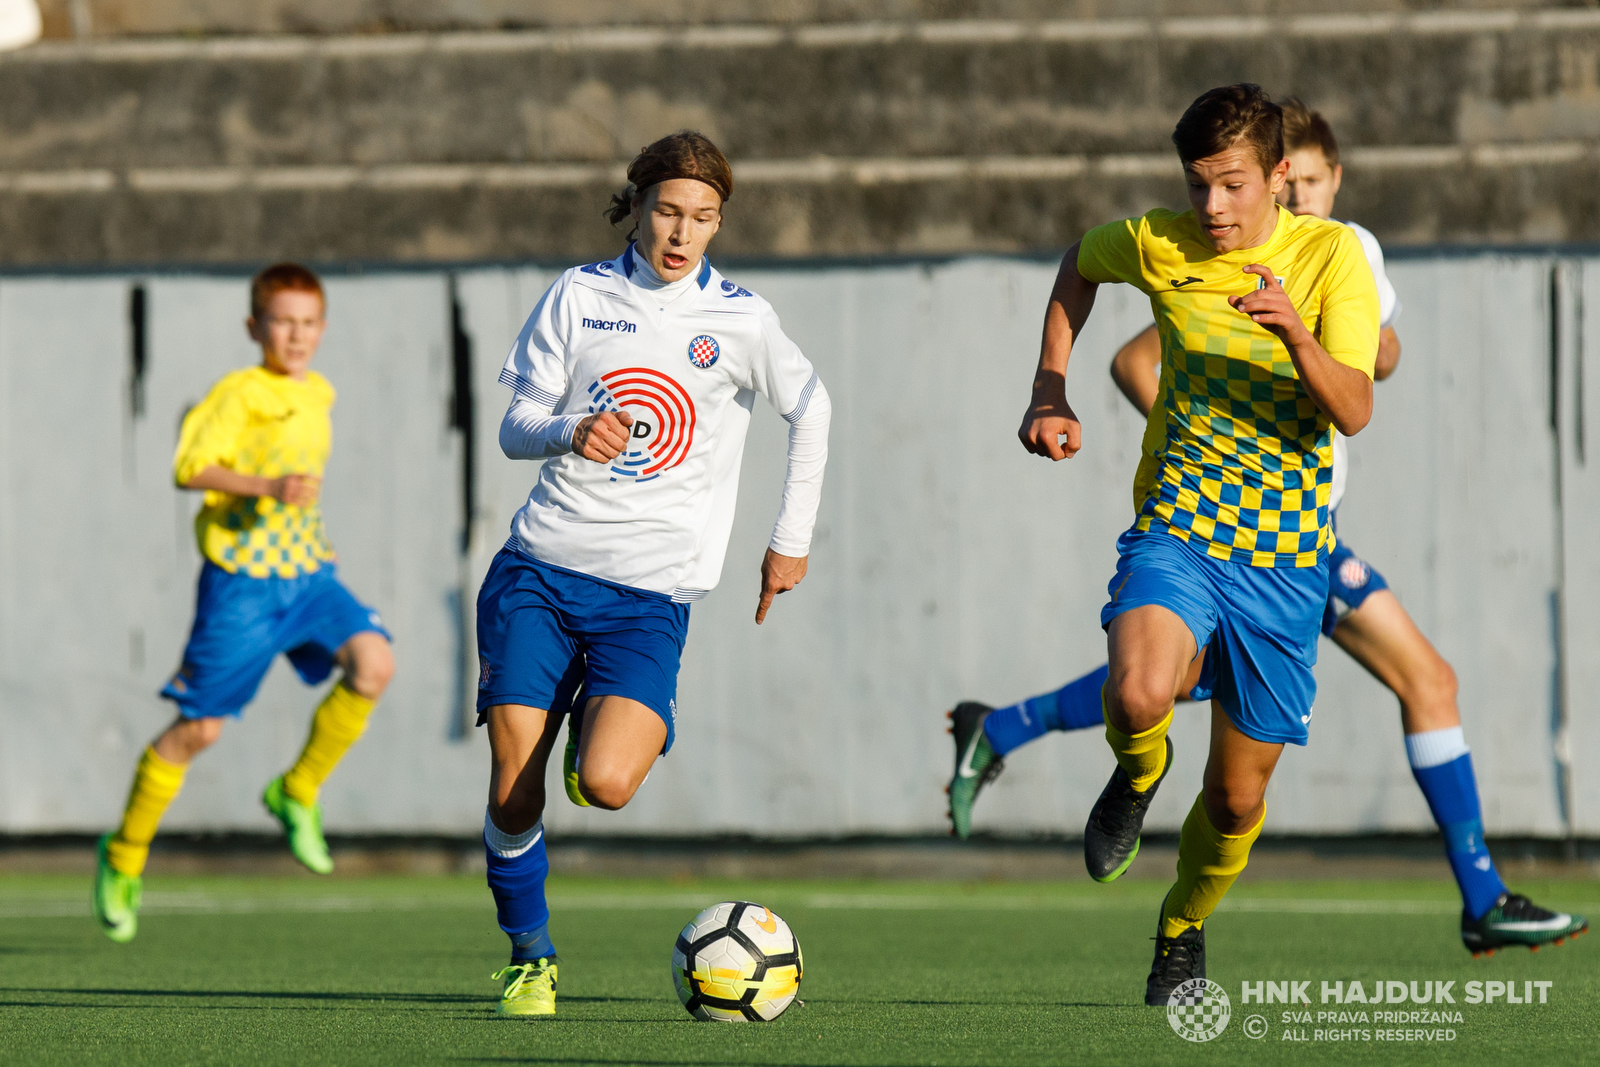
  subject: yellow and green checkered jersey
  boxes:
[174,366,337,579]
[1078,206,1379,568]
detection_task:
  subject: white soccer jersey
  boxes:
[1329,220,1401,513]
[498,246,830,601]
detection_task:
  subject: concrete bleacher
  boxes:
[3,1,1599,265]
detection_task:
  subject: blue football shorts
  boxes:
[474,546,689,754]
[1321,540,1390,637]
[161,561,389,720]
[1100,527,1328,746]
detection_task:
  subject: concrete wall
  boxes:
[0,251,1591,838]
[4,6,1600,263]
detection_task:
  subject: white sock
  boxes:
[1404,726,1469,769]
[483,809,542,858]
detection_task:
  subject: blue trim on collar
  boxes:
[622,243,637,277]
[696,256,712,289]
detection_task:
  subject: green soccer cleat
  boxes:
[493,958,558,1016]
[1084,737,1173,883]
[262,776,334,875]
[563,714,589,808]
[946,702,1003,840]
[1462,892,1588,957]
[93,834,142,943]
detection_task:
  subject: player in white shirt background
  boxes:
[945,98,1586,958]
[476,132,832,1016]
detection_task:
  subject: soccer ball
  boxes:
[671,901,803,1022]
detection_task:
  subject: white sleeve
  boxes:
[1348,221,1401,329]
[499,393,585,459]
[498,272,575,410]
[769,380,831,556]
[742,303,830,556]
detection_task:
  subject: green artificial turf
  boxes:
[0,872,1593,1066]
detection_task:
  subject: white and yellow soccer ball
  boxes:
[671,901,803,1022]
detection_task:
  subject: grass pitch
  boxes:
[0,871,1593,1066]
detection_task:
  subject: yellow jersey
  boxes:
[174,366,337,579]
[1078,206,1379,568]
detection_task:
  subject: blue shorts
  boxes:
[161,562,388,719]
[1322,540,1389,637]
[474,547,689,754]
[1100,528,1327,746]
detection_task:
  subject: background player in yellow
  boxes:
[1017,84,1377,1003]
[93,263,396,944]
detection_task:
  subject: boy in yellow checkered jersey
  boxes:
[1018,85,1379,1003]
[93,264,395,943]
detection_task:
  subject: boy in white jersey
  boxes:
[947,99,1586,959]
[477,132,831,1016]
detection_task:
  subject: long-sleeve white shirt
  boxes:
[498,245,831,602]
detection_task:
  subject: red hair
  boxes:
[250,262,325,319]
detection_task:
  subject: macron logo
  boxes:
[583,317,638,334]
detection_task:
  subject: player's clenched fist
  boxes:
[573,409,636,463]
[1018,372,1083,461]
[270,473,321,507]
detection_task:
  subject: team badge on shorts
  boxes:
[687,335,720,369]
[478,655,491,690]
[1338,557,1370,590]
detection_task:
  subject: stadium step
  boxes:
[3,4,1599,264]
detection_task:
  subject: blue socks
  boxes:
[981,665,1110,756]
[484,810,555,961]
[1406,728,1507,920]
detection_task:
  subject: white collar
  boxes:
[628,247,702,304]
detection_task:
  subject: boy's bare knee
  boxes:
[347,640,395,700]
[1202,781,1264,834]
[578,768,638,811]
[489,779,544,833]
[1109,672,1174,729]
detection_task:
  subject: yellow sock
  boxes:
[107,747,188,877]
[1160,793,1265,937]
[282,684,377,805]
[1103,695,1173,792]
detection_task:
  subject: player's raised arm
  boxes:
[1018,241,1097,460]
[1229,264,1373,435]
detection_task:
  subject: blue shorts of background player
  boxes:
[474,547,688,754]
[1100,527,1327,746]
[162,561,388,719]
[1321,540,1389,637]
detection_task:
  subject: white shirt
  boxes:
[1329,220,1402,513]
[497,246,831,602]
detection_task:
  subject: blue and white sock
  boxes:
[981,665,1111,757]
[484,810,555,961]
[1406,727,1508,920]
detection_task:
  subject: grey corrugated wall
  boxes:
[0,253,1590,837]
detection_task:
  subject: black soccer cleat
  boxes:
[1146,916,1206,1006]
[946,702,1004,840]
[1084,737,1173,882]
[1462,892,1588,957]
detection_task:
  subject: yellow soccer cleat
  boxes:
[493,959,558,1016]
[93,834,142,943]
[562,717,589,808]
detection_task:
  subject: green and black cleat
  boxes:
[1462,893,1588,957]
[946,702,1004,840]
[1146,912,1206,1006]
[1084,737,1173,882]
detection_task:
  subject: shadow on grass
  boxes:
[4,987,483,1005]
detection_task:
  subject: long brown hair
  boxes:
[605,131,733,236]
